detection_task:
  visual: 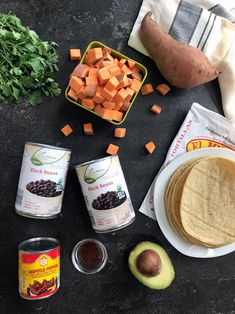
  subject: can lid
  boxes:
[71,239,108,274]
[25,142,71,152]
[75,154,116,169]
[19,237,60,253]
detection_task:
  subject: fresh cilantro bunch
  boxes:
[0,12,61,106]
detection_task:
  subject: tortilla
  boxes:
[164,156,235,248]
[165,160,196,234]
[180,157,235,247]
[164,158,216,247]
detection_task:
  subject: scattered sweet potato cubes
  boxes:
[66,41,147,125]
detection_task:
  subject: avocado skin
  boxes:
[128,241,175,289]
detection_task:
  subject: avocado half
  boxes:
[128,241,175,289]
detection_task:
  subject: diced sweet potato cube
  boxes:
[132,71,143,81]
[124,87,135,102]
[99,108,114,120]
[89,67,98,77]
[83,123,94,135]
[87,47,103,64]
[94,58,105,69]
[85,54,93,66]
[92,87,105,103]
[97,67,111,85]
[102,47,111,55]
[94,104,103,114]
[111,110,123,122]
[69,76,85,93]
[84,84,97,98]
[61,124,73,136]
[118,58,127,67]
[141,84,154,96]
[121,100,131,112]
[114,58,119,66]
[99,60,113,68]
[127,78,133,86]
[85,75,98,85]
[108,64,121,77]
[103,52,114,62]
[106,143,119,155]
[105,76,119,91]
[76,86,86,99]
[131,66,139,72]
[114,128,126,138]
[116,73,129,89]
[120,64,132,75]
[102,87,117,102]
[127,59,136,69]
[130,78,142,92]
[86,68,98,83]
[113,102,122,111]
[70,49,81,61]
[145,141,156,154]
[67,88,78,101]
[103,101,115,110]
[151,104,162,115]
[72,64,90,78]
[156,83,171,96]
[82,98,95,110]
[114,88,128,104]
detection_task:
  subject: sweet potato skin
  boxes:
[140,12,220,88]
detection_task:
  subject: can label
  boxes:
[76,155,135,232]
[19,247,60,300]
[15,143,71,217]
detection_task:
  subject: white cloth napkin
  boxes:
[128,0,235,125]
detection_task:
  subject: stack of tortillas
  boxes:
[165,157,235,248]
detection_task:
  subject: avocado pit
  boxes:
[136,249,162,277]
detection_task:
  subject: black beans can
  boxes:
[75,155,135,232]
[15,142,71,219]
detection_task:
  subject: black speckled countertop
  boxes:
[0,1,234,313]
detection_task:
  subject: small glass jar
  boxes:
[71,239,108,274]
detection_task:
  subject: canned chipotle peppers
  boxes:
[75,155,135,232]
[18,237,60,300]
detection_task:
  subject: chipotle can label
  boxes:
[18,239,60,300]
[75,155,135,232]
[15,142,71,218]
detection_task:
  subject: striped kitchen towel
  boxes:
[128,0,235,125]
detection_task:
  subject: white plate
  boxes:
[153,148,235,258]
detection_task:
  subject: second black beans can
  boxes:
[75,155,135,232]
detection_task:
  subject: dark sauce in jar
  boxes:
[72,239,108,274]
[79,241,103,269]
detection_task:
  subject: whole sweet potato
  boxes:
[140,12,220,88]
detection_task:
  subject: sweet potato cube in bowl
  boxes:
[65,41,147,125]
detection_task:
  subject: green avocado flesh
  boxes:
[128,241,175,289]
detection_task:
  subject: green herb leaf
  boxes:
[1,83,11,97]
[11,85,20,100]
[12,30,21,40]
[10,68,22,76]
[0,12,61,106]
[29,90,42,106]
[26,59,42,72]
